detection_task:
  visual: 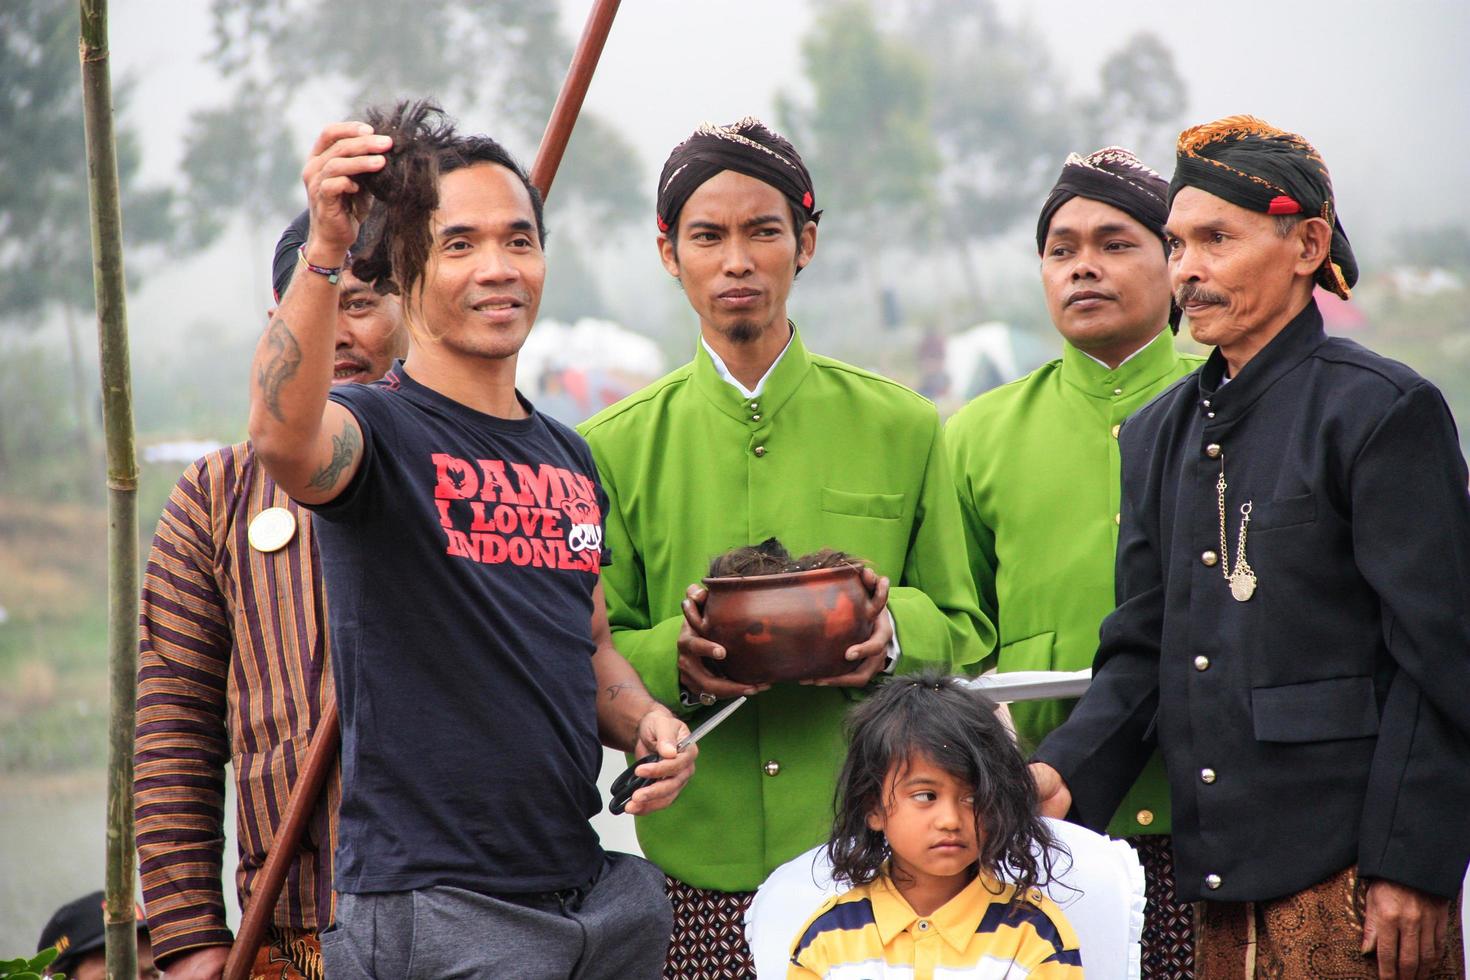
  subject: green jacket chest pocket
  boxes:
[821,487,905,520]
[820,487,907,567]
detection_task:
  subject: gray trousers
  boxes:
[321,852,672,979]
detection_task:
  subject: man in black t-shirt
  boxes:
[247,101,694,979]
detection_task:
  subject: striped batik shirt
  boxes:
[789,872,1083,979]
[135,442,340,965]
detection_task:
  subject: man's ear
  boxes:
[1295,216,1333,276]
[796,220,818,272]
[658,233,681,279]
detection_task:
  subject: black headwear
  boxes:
[1036,146,1170,254]
[271,210,376,303]
[1036,147,1180,330]
[1168,115,1357,299]
[655,117,821,234]
[38,890,148,973]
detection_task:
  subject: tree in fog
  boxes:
[784,0,1188,312]
[0,1,180,466]
[896,0,1088,306]
[1082,32,1188,167]
[778,0,939,314]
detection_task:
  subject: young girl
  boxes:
[788,673,1082,979]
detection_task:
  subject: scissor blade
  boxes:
[678,695,748,750]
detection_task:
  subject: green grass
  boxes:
[0,610,110,774]
[0,467,180,777]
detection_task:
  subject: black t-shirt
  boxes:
[308,363,610,895]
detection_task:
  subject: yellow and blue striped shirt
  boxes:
[788,872,1083,979]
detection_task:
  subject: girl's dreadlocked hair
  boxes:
[826,671,1068,904]
[349,99,547,339]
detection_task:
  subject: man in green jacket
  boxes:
[946,147,1202,980]
[579,118,990,978]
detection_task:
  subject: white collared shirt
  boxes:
[1080,340,1156,372]
[700,331,794,399]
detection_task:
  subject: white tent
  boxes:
[518,317,669,424]
[519,317,666,383]
[944,321,1055,401]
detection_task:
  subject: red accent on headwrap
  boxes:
[657,216,669,232]
[1266,195,1302,215]
[802,191,814,210]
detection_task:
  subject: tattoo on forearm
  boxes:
[307,419,360,491]
[604,682,638,701]
[257,317,302,422]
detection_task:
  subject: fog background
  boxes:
[3,0,1467,951]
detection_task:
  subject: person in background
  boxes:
[1032,115,1470,979]
[946,146,1201,978]
[38,890,159,980]
[134,214,405,980]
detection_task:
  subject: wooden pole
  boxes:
[530,0,623,197]
[223,703,339,980]
[77,1,140,978]
[223,5,622,977]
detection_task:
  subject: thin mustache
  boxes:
[1176,283,1228,306]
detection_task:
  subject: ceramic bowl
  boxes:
[693,563,874,684]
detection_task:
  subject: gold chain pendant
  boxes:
[1229,569,1257,601]
[1218,461,1257,602]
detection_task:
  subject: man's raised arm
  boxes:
[249,122,390,503]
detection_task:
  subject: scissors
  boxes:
[608,696,748,815]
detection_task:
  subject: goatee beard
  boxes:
[723,320,761,344]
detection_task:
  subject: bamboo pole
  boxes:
[77,1,140,978]
[222,4,623,976]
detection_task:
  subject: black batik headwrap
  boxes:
[1169,115,1357,299]
[1036,147,1180,329]
[656,117,821,234]
[1036,146,1170,253]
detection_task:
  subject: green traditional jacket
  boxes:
[945,329,1203,838]
[579,328,991,891]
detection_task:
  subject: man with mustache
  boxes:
[135,216,404,980]
[1030,116,1470,978]
[946,146,1202,980]
[578,117,988,977]
[245,101,694,978]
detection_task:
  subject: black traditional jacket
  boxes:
[1035,299,1470,902]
